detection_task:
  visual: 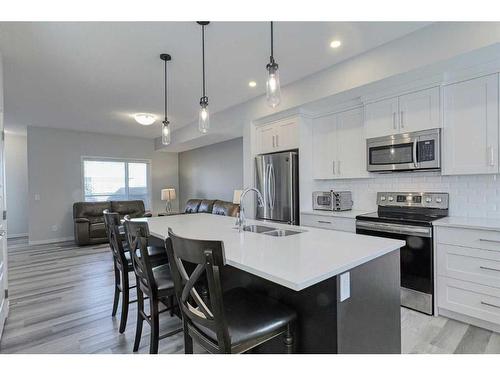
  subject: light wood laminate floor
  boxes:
[1,238,499,354]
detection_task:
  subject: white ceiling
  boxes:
[0,22,430,139]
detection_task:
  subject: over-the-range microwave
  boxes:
[366,128,441,172]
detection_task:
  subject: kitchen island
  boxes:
[142,213,405,354]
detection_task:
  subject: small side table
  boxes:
[158,211,183,217]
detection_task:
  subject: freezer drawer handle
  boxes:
[318,220,332,224]
[480,266,500,272]
[481,301,500,309]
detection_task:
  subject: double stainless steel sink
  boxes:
[240,224,304,237]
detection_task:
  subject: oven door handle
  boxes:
[356,220,432,238]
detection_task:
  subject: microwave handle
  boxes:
[413,139,418,168]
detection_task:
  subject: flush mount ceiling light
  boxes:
[134,113,157,126]
[197,21,210,134]
[265,21,281,108]
[160,53,172,145]
[248,81,257,88]
[330,40,342,49]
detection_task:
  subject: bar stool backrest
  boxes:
[165,227,231,353]
[123,219,158,297]
[103,210,128,269]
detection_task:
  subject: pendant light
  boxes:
[266,21,281,108]
[197,21,210,134]
[160,53,172,145]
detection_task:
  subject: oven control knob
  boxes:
[380,196,386,201]
[388,196,394,202]
[436,197,442,203]
[426,197,432,203]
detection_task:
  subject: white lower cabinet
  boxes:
[300,213,355,233]
[436,225,500,331]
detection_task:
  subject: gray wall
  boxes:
[5,132,28,237]
[27,126,179,244]
[178,137,243,207]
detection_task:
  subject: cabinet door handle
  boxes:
[338,160,341,175]
[481,301,500,309]
[488,146,495,167]
[480,265,500,272]
[392,112,397,130]
[276,134,279,148]
[332,160,335,175]
[272,135,275,148]
[318,220,332,224]
[400,111,404,129]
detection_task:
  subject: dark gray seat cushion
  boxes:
[194,287,297,346]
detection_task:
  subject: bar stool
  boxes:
[123,219,181,354]
[103,211,167,334]
[165,227,297,354]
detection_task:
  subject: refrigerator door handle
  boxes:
[266,164,272,209]
[270,164,276,210]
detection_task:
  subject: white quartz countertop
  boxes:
[142,214,404,291]
[301,209,373,219]
[433,216,500,231]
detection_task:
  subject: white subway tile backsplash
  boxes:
[313,173,500,218]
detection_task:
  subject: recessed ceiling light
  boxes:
[248,81,257,88]
[330,40,342,49]
[134,113,157,126]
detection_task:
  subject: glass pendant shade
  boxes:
[162,120,171,145]
[198,105,210,134]
[266,63,281,108]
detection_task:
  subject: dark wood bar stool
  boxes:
[103,211,168,334]
[123,219,181,354]
[165,228,297,354]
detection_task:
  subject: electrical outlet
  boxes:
[51,225,58,232]
[34,193,41,201]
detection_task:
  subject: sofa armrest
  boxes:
[75,217,90,223]
[143,211,153,218]
[74,220,90,245]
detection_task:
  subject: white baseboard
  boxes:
[438,307,500,334]
[7,233,28,239]
[28,236,75,246]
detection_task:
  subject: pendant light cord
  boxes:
[202,24,206,97]
[164,59,168,121]
[270,21,274,59]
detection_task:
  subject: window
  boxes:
[82,158,151,208]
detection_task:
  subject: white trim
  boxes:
[7,232,28,239]
[28,236,75,246]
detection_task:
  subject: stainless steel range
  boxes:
[356,192,449,315]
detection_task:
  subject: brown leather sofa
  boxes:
[73,200,152,245]
[184,199,240,217]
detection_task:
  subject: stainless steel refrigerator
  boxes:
[255,151,299,225]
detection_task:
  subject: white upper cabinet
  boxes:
[398,87,440,133]
[364,97,398,139]
[312,114,337,179]
[312,107,368,179]
[442,74,499,175]
[365,87,440,139]
[336,107,369,179]
[255,117,299,155]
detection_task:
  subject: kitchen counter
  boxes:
[144,213,404,291]
[433,216,500,231]
[142,213,403,353]
[301,209,372,219]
